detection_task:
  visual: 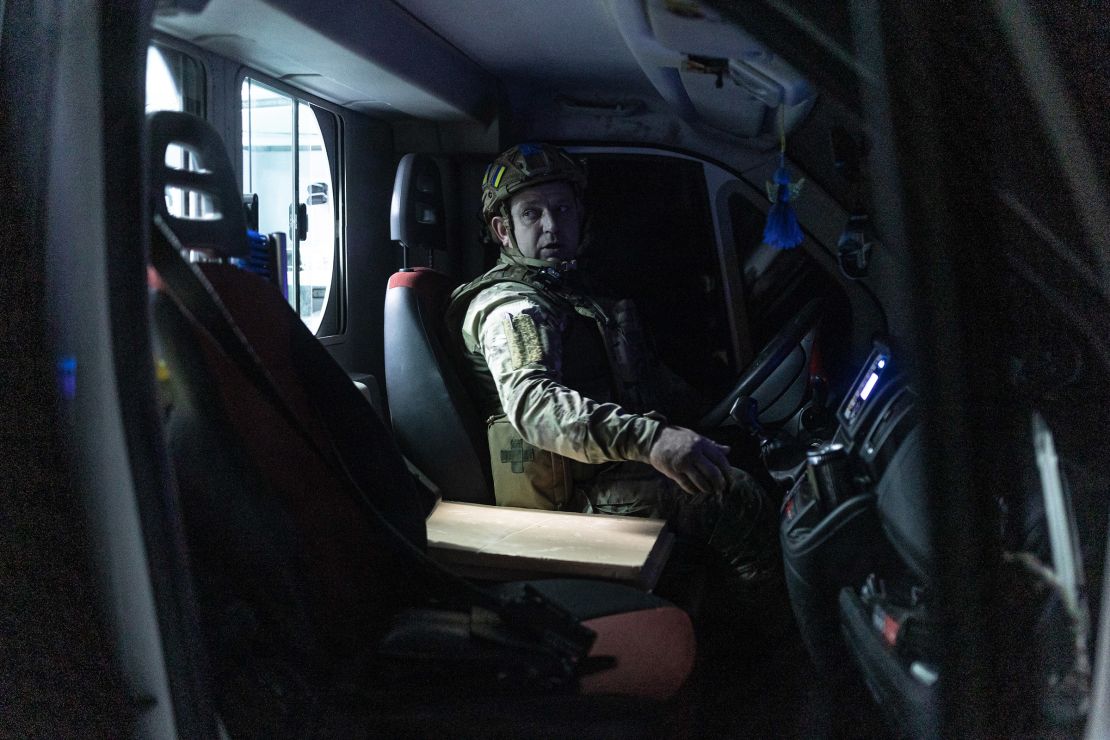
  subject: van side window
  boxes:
[241,78,342,336]
[145,44,204,116]
[581,154,734,395]
[728,192,850,353]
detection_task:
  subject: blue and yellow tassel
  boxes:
[763,107,805,249]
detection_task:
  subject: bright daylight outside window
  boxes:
[146,44,204,116]
[241,78,339,336]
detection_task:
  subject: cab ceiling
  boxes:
[155,0,659,120]
[394,0,654,96]
[155,0,813,144]
[154,0,501,120]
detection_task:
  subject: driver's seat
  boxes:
[384,154,493,503]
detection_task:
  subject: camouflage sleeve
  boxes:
[461,283,662,464]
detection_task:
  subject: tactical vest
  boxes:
[446,263,656,510]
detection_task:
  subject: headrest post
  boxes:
[397,239,410,271]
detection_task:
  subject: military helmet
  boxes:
[480,143,587,225]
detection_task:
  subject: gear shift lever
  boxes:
[729,395,762,437]
[802,375,835,435]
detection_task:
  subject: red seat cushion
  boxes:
[387,266,457,315]
[579,606,696,700]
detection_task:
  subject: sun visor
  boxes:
[614,0,816,140]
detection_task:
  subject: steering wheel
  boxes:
[698,298,824,428]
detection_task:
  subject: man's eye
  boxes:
[521,209,537,219]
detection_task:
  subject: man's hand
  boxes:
[648,425,731,496]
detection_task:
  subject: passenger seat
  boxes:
[385,153,493,503]
[146,111,695,736]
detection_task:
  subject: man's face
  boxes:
[492,181,581,263]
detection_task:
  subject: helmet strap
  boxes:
[499,202,519,254]
[493,186,584,270]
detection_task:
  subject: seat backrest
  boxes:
[385,153,493,504]
[147,113,431,722]
[146,116,697,728]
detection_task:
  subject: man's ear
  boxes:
[490,215,512,247]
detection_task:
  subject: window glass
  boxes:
[145,44,204,116]
[297,101,336,328]
[728,192,853,383]
[242,81,294,237]
[580,154,734,395]
[241,78,340,335]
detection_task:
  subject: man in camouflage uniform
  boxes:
[447,143,778,584]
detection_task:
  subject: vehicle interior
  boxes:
[5,1,1109,738]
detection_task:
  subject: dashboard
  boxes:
[777,341,939,734]
[771,326,1101,738]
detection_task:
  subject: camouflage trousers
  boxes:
[577,462,781,585]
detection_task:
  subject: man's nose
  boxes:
[540,209,557,232]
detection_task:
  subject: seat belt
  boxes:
[148,215,597,675]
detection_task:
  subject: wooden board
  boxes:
[425,501,673,590]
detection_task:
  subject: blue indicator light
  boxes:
[877,358,886,369]
[57,355,77,400]
[860,372,879,401]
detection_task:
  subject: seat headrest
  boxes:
[148,111,248,258]
[390,154,447,255]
